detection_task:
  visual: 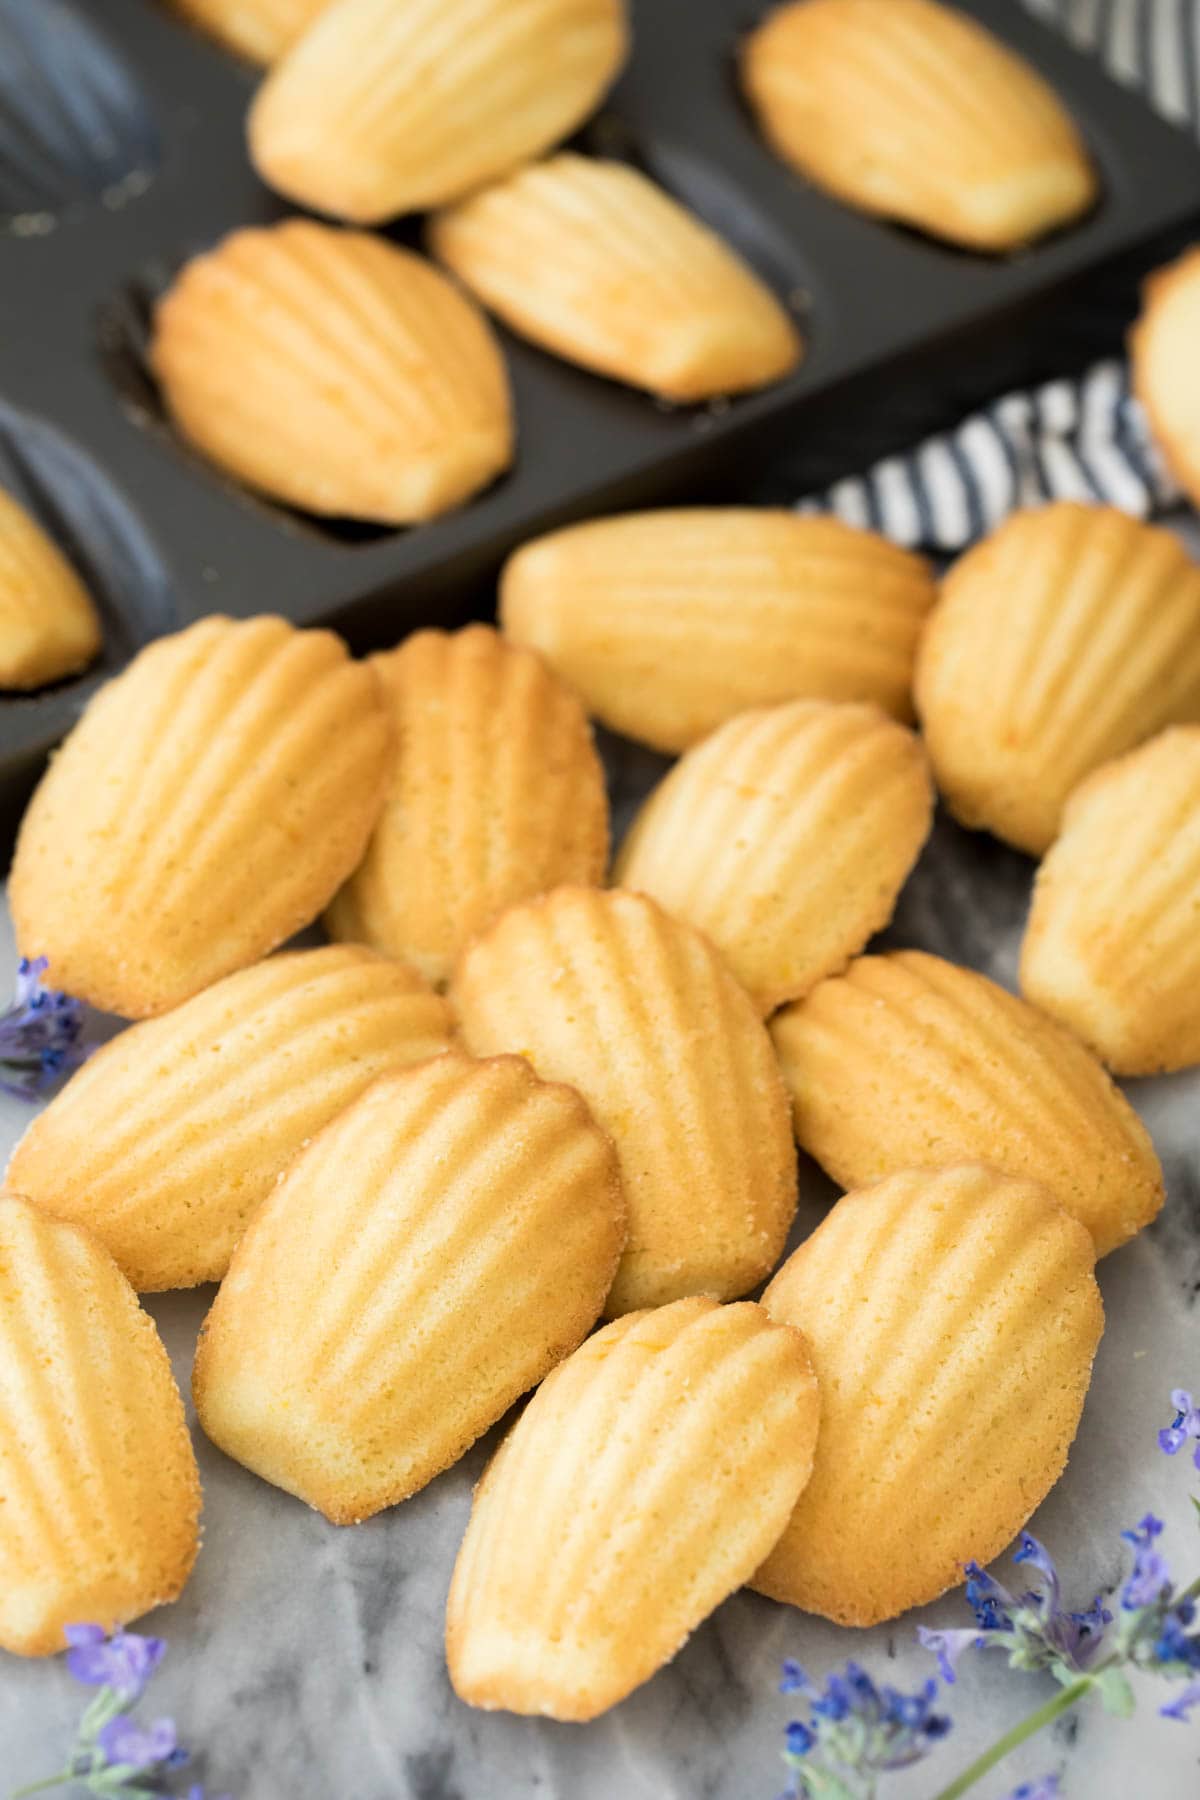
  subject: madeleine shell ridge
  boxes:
[914,503,1200,854]
[500,509,937,753]
[0,1196,200,1657]
[7,945,456,1290]
[447,1295,820,1719]
[167,0,326,62]
[452,886,798,1313]
[1020,727,1200,1075]
[150,220,512,524]
[430,154,801,402]
[9,613,393,1018]
[754,1165,1102,1625]
[615,699,933,1012]
[193,1053,626,1523]
[249,0,628,220]
[1132,248,1200,514]
[326,625,609,985]
[770,949,1163,1257]
[741,0,1096,252]
[0,486,101,690]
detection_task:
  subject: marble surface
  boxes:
[2,715,1200,1800]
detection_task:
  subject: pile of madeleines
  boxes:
[1,484,1198,1723]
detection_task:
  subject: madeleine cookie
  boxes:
[166,0,326,61]
[448,1296,819,1718]
[916,504,1200,854]
[7,946,455,1290]
[0,487,100,690]
[1020,728,1200,1075]
[742,0,1096,252]
[194,1054,625,1523]
[501,510,936,752]
[10,615,392,1018]
[771,950,1163,1257]
[150,220,512,524]
[0,1196,200,1656]
[453,887,797,1313]
[430,155,801,403]
[754,1165,1102,1625]
[326,626,608,986]
[250,0,628,221]
[615,700,932,1012]
[1132,248,1200,513]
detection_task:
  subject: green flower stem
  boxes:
[10,1776,74,1798]
[929,1674,1096,1800]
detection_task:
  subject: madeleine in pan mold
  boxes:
[754,1165,1102,1626]
[7,945,456,1290]
[150,219,512,525]
[326,626,609,987]
[1021,727,1200,1076]
[166,0,326,62]
[447,1296,820,1720]
[9,614,392,1018]
[452,886,798,1315]
[0,487,101,690]
[741,0,1097,252]
[915,502,1200,855]
[500,509,937,753]
[1132,246,1200,515]
[193,1054,626,1524]
[0,1195,200,1658]
[615,699,933,1013]
[250,0,628,221]
[430,154,802,402]
[771,949,1163,1258]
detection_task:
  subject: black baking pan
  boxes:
[0,0,1197,835]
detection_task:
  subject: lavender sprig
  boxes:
[0,957,85,1101]
[778,1659,951,1799]
[8,1626,229,1800]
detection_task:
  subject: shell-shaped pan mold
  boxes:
[0,0,159,230]
[0,402,177,682]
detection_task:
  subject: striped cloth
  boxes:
[801,0,1192,549]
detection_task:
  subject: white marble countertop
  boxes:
[1,721,1200,1800]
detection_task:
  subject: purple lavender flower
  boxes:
[0,955,85,1100]
[1121,1516,1171,1610]
[1007,1778,1061,1800]
[920,1538,1112,1688]
[96,1712,185,1772]
[64,1623,165,1701]
[1161,1678,1200,1721]
[1159,1389,1200,1473]
[779,1656,951,1796]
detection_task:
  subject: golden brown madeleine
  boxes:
[501,510,936,752]
[1132,247,1200,511]
[448,1296,819,1718]
[10,615,392,1018]
[166,0,326,61]
[249,0,628,221]
[615,700,932,1012]
[326,626,608,986]
[915,504,1200,855]
[430,155,801,403]
[452,886,797,1313]
[1021,728,1200,1075]
[150,220,512,524]
[771,950,1163,1257]
[7,946,455,1291]
[0,1196,200,1656]
[0,488,100,690]
[742,0,1096,252]
[193,1054,625,1523]
[754,1165,1102,1625]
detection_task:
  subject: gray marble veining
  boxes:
[1,717,1199,1800]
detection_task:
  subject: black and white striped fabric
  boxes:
[799,0,1194,549]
